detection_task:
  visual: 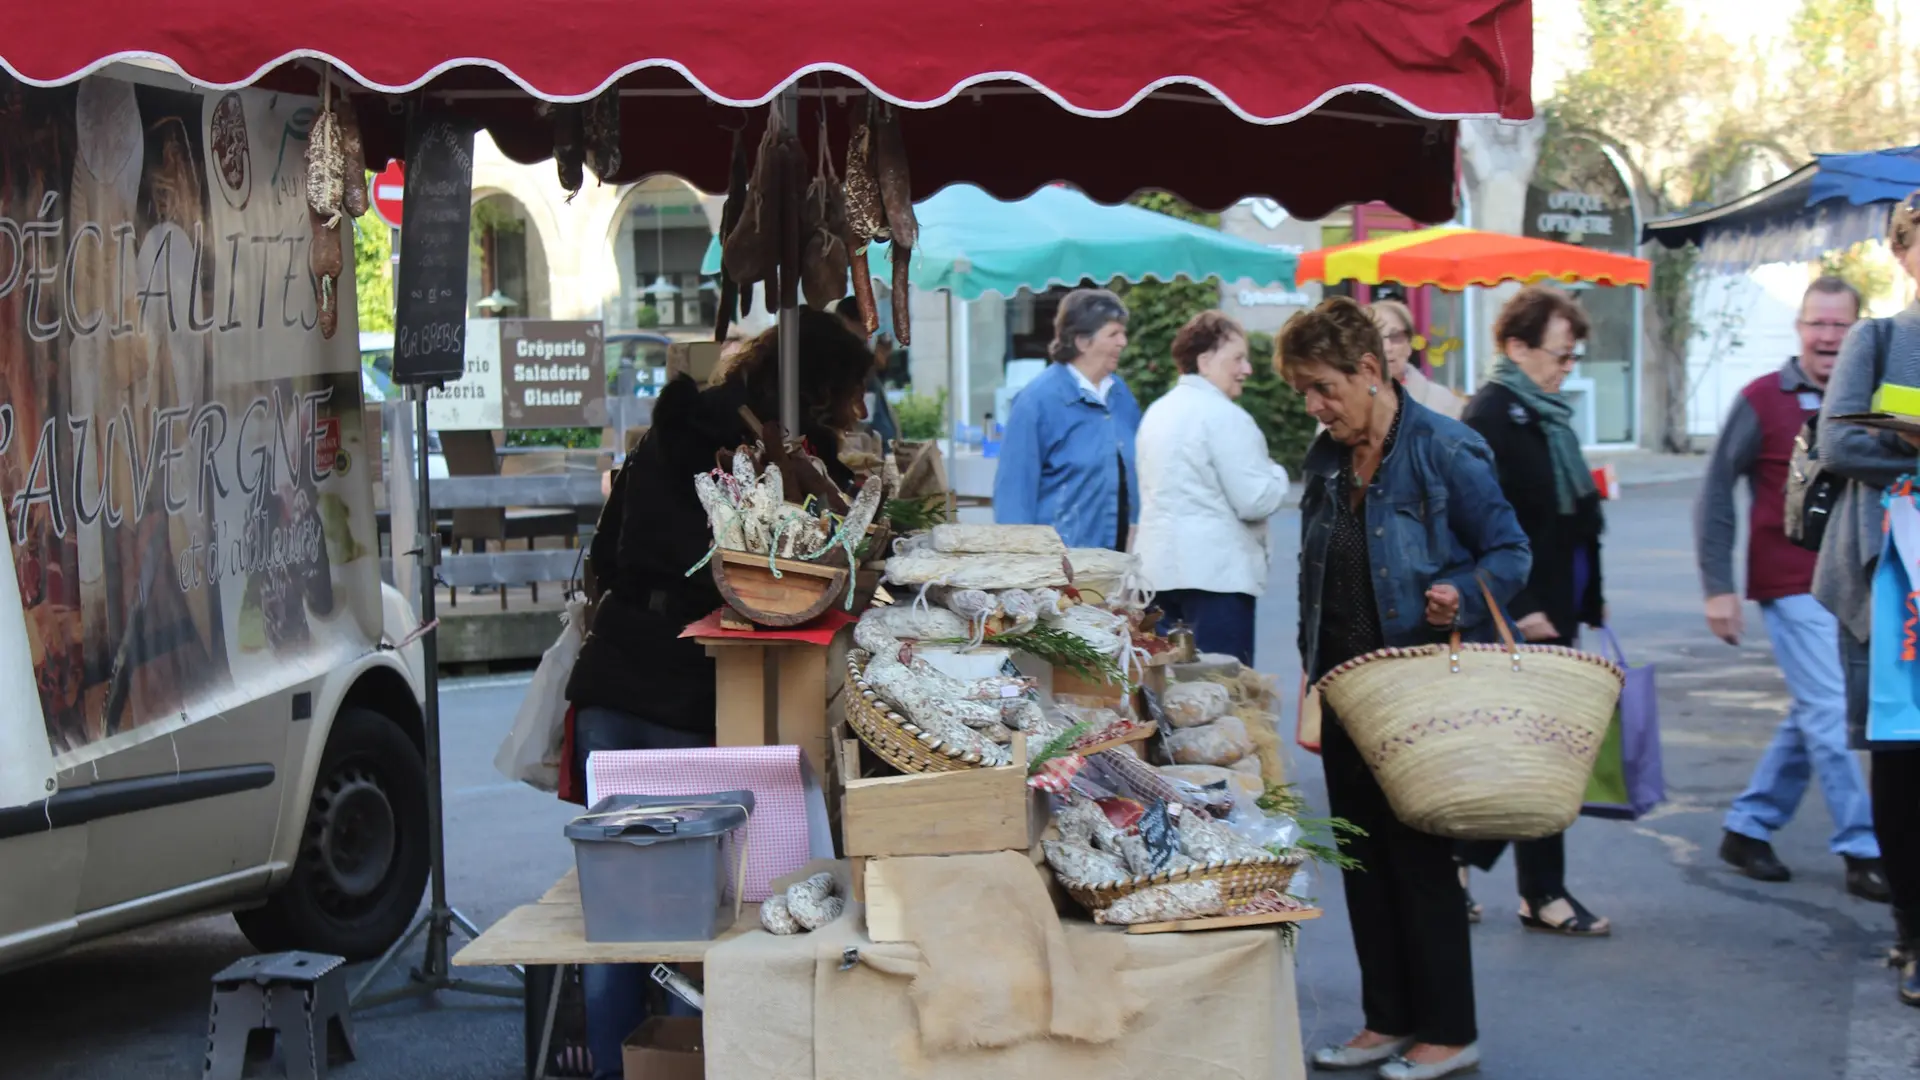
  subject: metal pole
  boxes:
[351,188,518,1009]
[777,89,801,436]
[946,292,959,459]
[412,387,450,968]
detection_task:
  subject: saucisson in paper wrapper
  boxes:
[929,523,1066,557]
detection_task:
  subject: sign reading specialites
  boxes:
[498,320,607,429]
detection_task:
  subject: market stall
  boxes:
[1,3,1536,1077]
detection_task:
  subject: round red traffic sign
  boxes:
[370,160,405,228]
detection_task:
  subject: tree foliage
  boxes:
[1112,195,1318,471]
[1543,0,1919,448]
[352,204,395,334]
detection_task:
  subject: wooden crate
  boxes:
[838,735,1045,859]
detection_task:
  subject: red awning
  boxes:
[0,0,1532,219]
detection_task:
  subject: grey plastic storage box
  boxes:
[565,790,755,943]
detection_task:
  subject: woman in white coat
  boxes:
[1135,311,1290,664]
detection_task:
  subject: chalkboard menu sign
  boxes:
[392,111,476,386]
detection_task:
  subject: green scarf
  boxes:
[1492,357,1596,516]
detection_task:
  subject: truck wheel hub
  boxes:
[309,765,396,905]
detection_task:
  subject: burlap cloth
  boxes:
[706,853,1304,1080]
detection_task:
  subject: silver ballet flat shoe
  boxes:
[1377,1043,1480,1080]
[1312,1036,1413,1070]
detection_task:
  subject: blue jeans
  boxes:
[1724,595,1879,859]
[1155,589,1257,666]
[573,706,710,1080]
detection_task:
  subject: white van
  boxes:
[0,74,430,971]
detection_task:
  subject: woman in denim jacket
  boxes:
[1281,298,1530,1080]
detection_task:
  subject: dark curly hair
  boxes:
[1493,286,1590,352]
[714,308,874,430]
[1276,297,1385,380]
[1171,310,1245,374]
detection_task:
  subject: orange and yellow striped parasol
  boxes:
[1294,226,1651,289]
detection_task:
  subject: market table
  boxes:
[459,866,1307,1080]
[455,870,758,1080]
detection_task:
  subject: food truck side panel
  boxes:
[0,73,427,969]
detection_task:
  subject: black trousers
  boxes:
[1322,708,1478,1045]
[1873,748,1920,930]
[1156,589,1257,667]
[1455,833,1567,901]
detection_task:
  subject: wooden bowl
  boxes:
[712,548,849,628]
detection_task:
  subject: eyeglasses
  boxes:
[1798,319,1857,332]
[1382,330,1410,344]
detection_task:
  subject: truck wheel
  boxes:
[236,707,429,960]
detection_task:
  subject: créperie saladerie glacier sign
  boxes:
[499,320,605,429]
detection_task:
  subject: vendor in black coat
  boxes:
[562,308,873,1080]
[1456,285,1611,939]
[567,308,872,758]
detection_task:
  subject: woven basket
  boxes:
[1063,852,1305,913]
[845,650,997,773]
[1316,582,1625,841]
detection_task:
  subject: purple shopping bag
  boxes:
[1581,626,1666,820]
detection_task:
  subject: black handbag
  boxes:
[1783,415,1841,551]
[1785,318,1893,552]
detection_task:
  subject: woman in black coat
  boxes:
[1456,286,1612,938]
[563,309,874,1080]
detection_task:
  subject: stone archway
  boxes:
[467,189,553,320]
[602,176,721,334]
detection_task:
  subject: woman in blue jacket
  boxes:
[993,288,1141,550]
[1283,298,1530,1080]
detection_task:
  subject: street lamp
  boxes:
[476,288,518,317]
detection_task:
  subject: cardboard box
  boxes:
[622,1016,704,1080]
[667,341,724,385]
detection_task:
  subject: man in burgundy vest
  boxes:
[1695,277,1890,902]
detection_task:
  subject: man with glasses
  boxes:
[1695,276,1891,901]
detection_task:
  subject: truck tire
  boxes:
[235,707,429,960]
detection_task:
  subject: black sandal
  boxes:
[1519,894,1610,937]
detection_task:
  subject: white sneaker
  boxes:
[1312,1036,1413,1070]
[1378,1043,1480,1079]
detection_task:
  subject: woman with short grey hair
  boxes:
[994,288,1142,550]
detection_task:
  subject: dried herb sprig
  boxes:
[1027,720,1095,775]
[882,493,947,533]
[972,625,1124,686]
[1260,782,1365,872]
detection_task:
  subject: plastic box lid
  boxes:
[564,790,755,846]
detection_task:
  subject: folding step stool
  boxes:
[204,952,357,1080]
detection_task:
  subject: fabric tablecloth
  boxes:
[704,908,1304,1080]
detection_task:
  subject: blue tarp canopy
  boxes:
[702,184,1297,299]
[1642,145,1920,270]
[1809,145,1920,207]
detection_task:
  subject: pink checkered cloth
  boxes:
[585,746,825,902]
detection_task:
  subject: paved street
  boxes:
[4,477,1917,1079]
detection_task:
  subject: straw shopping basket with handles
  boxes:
[1314,577,1625,841]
